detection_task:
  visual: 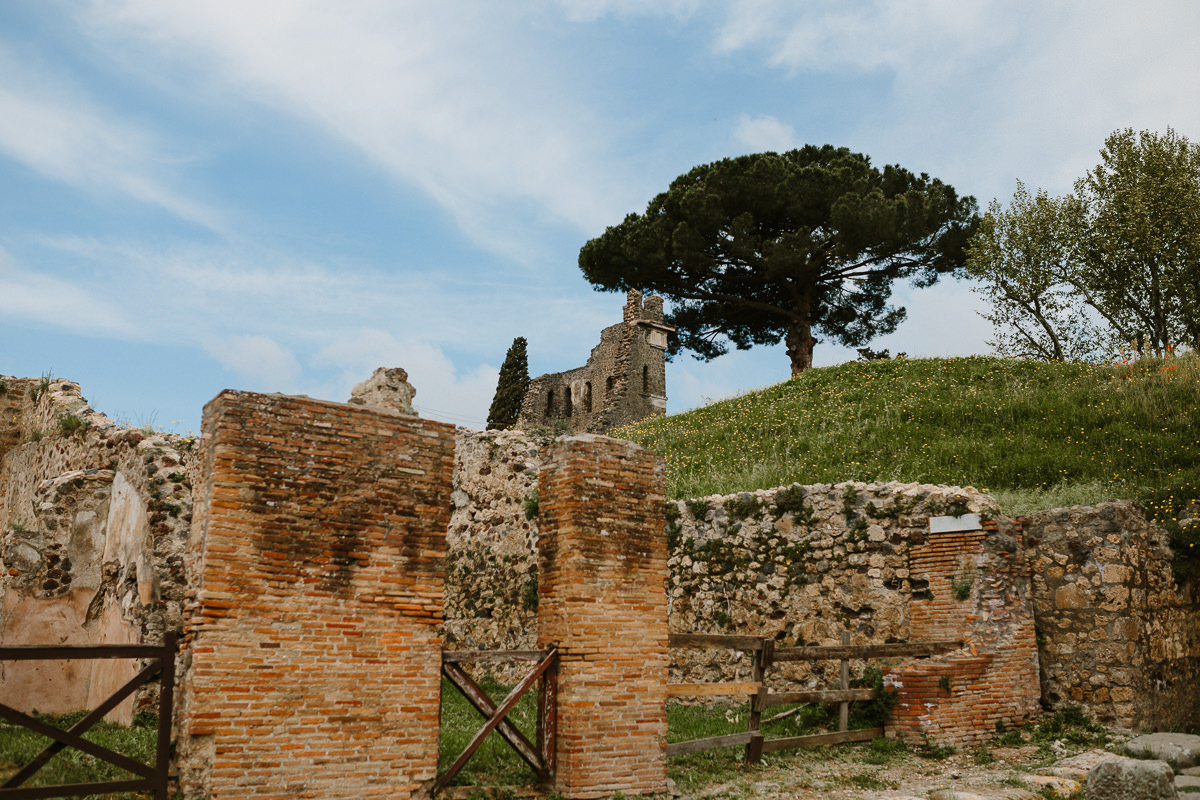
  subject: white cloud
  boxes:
[202,334,302,391]
[552,0,701,22]
[0,246,139,337]
[870,280,993,359]
[711,1,1200,202]
[79,0,642,259]
[0,46,221,229]
[733,114,798,153]
[311,329,498,428]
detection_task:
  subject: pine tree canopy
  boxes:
[579,146,978,376]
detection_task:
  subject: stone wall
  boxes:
[444,451,1200,736]
[519,290,673,434]
[443,429,542,657]
[0,375,194,722]
[1023,501,1200,730]
[175,391,455,800]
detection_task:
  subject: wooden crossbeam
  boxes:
[665,682,761,697]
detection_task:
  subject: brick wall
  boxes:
[175,391,455,800]
[536,434,669,799]
[885,518,1040,748]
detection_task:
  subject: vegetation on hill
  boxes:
[614,355,1200,567]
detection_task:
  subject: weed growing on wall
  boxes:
[56,413,89,436]
[0,379,7,396]
[950,570,974,601]
[27,372,52,402]
[521,488,539,520]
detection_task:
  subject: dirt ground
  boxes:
[673,730,1134,800]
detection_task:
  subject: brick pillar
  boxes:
[536,434,668,799]
[176,391,455,800]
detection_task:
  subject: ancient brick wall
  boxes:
[0,375,193,721]
[884,518,1040,748]
[537,434,669,799]
[519,290,673,434]
[1023,501,1200,730]
[175,391,455,800]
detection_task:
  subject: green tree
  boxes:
[486,337,530,430]
[1076,127,1200,355]
[965,181,1104,361]
[578,146,978,376]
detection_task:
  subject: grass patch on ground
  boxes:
[438,677,540,787]
[0,711,160,799]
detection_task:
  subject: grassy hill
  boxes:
[614,354,1200,539]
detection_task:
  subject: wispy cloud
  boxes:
[711,1,1200,200]
[0,245,139,337]
[202,334,303,391]
[311,329,499,427]
[79,0,645,261]
[733,114,798,153]
[0,45,221,229]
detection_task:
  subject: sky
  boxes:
[2,1,1199,433]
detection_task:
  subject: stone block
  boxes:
[1126,733,1200,769]
[1086,756,1177,800]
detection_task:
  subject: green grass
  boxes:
[615,354,1200,569]
[0,711,160,799]
[438,677,540,787]
[9,699,1098,796]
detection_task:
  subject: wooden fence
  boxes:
[666,632,962,763]
[0,633,176,799]
[436,648,558,793]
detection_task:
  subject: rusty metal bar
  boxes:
[0,644,170,660]
[2,659,161,788]
[154,631,176,800]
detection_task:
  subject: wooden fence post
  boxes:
[838,631,851,733]
[745,638,773,764]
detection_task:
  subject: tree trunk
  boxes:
[786,320,817,377]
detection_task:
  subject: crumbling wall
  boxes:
[519,290,673,434]
[443,429,541,654]
[664,483,1017,696]
[1023,501,1200,730]
[0,375,193,722]
[883,517,1040,747]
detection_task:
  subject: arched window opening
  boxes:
[584,382,593,413]
[606,376,615,396]
[545,389,555,416]
[565,386,573,417]
[642,365,649,393]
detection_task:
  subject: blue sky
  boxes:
[2,1,1199,433]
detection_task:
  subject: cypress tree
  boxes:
[486,337,530,430]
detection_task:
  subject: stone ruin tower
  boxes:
[518,290,674,434]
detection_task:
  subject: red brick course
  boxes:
[176,391,454,800]
[885,519,1040,748]
[537,434,669,799]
